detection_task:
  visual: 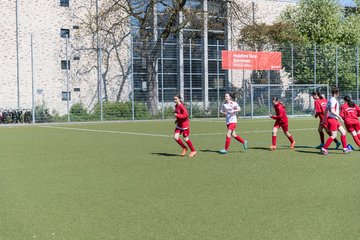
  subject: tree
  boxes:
[280,0,360,90]
[281,0,343,45]
[66,0,132,111]
[107,0,194,115]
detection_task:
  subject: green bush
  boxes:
[91,101,151,120]
[35,105,53,123]
[134,102,150,119]
[70,103,88,116]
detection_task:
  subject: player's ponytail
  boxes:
[312,90,324,99]
[272,96,286,108]
[224,92,236,102]
[344,95,355,107]
[174,94,183,103]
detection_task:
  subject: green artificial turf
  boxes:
[1,118,360,239]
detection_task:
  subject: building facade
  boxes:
[0,0,295,115]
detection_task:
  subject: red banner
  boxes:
[222,50,282,70]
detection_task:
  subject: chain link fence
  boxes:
[2,37,360,123]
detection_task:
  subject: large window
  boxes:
[131,0,227,103]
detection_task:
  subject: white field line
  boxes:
[192,128,317,136]
[40,125,317,138]
[39,125,172,138]
[191,117,316,123]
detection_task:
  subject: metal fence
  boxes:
[3,37,360,123]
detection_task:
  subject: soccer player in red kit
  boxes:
[320,88,351,155]
[219,93,248,154]
[340,96,360,149]
[269,97,295,151]
[312,91,341,149]
[173,95,197,157]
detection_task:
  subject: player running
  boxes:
[219,93,248,154]
[320,88,351,155]
[312,90,341,149]
[173,94,197,157]
[340,95,360,149]
[269,97,295,151]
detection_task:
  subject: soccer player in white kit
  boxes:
[320,87,351,155]
[219,93,248,154]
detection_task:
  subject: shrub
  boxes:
[70,103,88,117]
[35,105,53,123]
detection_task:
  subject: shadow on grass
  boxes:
[295,149,321,154]
[286,145,314,149]
[200,149,250,154]
[249,147,271,151]
[199,149,222,154]
[151,153,180,157]
[296,149,346,155]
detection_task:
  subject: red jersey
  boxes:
[340,102,360,125]
[175,103,189,129]
[271,102,288,123]
[314,98,327,119]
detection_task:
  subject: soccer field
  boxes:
[1,118,360,240]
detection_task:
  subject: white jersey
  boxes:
[327,97,339,119]
[220,101,240,124]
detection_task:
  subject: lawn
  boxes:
[0,118,359,239]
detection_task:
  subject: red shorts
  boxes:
[345,122,360,133]
[327,118,341,131]
[175,128,190,137]
[274,120,288,132]
[227,123,237,131]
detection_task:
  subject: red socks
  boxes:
[225,135,245,150]
[341,135,347,148]
[323,137,334,149]
[326,130,338,143]
[272,136,276,146]
[185,139,196,152]
[225,137,231,150]
[352,135,360,147]
[175,138,186,149]
[287,135,294,143]
[234,135,245,144]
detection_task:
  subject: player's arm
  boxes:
[231,104,241,114]
[220,104,228,116]
[314,102,320,118]
[339,106,345,120]
[356,105,360,117]
[175,105,188,119]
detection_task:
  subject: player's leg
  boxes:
[350,130,360,147]
[325,127,341,149]
[232,130,248,151]
[317,124,325,148]
[220,123,238,154]
[174,129,187,156]
[337,125,349,153]
[322,118,339,154]
[282,123,295,149]
[270,126,279,150]
[183,130,196,157]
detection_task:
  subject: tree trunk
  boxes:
[146,56,158,115]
